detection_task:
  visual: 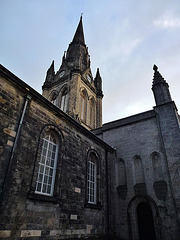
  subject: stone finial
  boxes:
[152,64,167,86]
[153,64,158,72]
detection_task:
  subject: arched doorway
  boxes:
[127,196,161,240]
[137,202,156,240]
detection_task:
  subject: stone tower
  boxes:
[42,17,103,130]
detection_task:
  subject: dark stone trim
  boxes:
[28,192,60,204]
[153,100,178,111]
[85,201,102,210]
[92,110,156,134]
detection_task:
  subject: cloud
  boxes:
[153,17,180,28]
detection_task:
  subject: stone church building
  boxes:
[0,17,180,240]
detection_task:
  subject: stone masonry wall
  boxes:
[0,73,112,240]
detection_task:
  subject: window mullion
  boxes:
[41,139,49,193]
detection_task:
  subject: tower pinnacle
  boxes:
[152,64,166,85]
[152,65,172,105]
[72,16,85,45]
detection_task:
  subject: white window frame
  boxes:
[35,133,58,196]
[88,155,97,204]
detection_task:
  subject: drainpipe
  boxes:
[105,149,110,240]
[0,94,31,205]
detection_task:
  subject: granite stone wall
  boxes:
[94,108,180,240]
[0,69,114,240]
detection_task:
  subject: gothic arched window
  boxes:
[35,131,58,196]
[89,97,95,128]
[80,89,87,122]
[87,153,97,204]
[60,88,68,112]
[51,95,57,105]
[49,92,58,106]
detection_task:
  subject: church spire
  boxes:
[152,65,172,105]
[65,16,89,72]
[72,16,85,45]
[42,17,103,129]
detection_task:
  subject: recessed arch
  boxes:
[127,195,162,240]
[133,155,144,184]
[49,90,58,105]
[151,152,163,181]
[80,87,88,122]
[88,96,96,128]
[117,158,126,186]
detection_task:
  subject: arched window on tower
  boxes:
[89,97,95,128]
[60,88,68,113]
[80,89,87,122]
[35,131,58,196]
[49,92,58,106]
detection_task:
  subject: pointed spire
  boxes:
[94,68,103,97]
[72,16,85,45]
[94,68,101,85]
[50,60,55,71]
[45,60,55,83]
[152,64,166,85]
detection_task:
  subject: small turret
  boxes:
[44,60,55,84]
[152,65,172,106]
[94,68,103,97]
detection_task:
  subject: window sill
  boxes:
[85,201,102,210]
[28,192,60,203]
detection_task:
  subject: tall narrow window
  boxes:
[60,89,68,112]
[35,132,58,196]
[81,95,85,120]
[88,154,97,204]
[89,98,95,128]
[80,89,87,122]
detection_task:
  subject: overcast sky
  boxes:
[1,0,180,123]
